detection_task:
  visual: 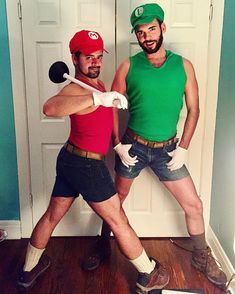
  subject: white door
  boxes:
[117,0,211,236]
[20,0,211,236]
[20,0,115,235]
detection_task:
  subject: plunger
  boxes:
[48,61,101,93]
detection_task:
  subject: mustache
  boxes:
[88,66,101,70]
[143,40,156,45]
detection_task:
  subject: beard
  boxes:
[76,65,101,79]
[86,66,101,78]
[139,31,163,54]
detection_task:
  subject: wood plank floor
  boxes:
[0,237,225,294]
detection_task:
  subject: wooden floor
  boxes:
[0,237,225,294]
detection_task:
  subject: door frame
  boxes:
[6,0,32,237]
[6,0,225,238]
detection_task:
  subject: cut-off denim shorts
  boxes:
[115,133,190,181]
[52,147,116,202]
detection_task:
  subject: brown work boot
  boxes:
[192,246,227,289]
[81,235,111,271]
[136,258,169,293]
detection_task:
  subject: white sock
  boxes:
[23,242,45,272]
[129,249,156,274]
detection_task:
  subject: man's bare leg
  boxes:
[24,197,75,271]
[163,176,227,287]
[89,193,141,259]
[162,176,204,236]
[89,194,169,291]
[82,175,134,270]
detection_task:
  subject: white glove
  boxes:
[114,143,138,168]
[93,91,128,109]
[167,146,188,171]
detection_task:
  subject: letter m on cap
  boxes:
[88,31,99,40]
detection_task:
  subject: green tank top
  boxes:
[126,50,186,141]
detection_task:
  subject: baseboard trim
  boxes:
[0,220,21,239]
[207,226,235,278]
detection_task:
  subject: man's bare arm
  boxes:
[111,58,130,94]
[179,58,200,149]
[43,83,94,117]
[111,59,130,146]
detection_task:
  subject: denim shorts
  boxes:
[52,148,116,202]
[115,133,190,181]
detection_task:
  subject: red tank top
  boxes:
[68,79,113,155]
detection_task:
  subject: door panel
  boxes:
[21,0,210,236]
[21,0,115,235]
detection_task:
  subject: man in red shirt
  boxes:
[17,30,169,293]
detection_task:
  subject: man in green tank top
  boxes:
[82,3,227,292]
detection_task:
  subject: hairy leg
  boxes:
[89,194,142,260]
[162,176,204,235]
[30,197,75,248]
[115,174,134,203]
[100,175,134,237]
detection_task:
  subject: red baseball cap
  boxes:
[69,30,108,54]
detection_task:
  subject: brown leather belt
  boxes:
[126,128,178,148]
[63,142,104,161]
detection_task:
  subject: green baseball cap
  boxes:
[130,3,164,33]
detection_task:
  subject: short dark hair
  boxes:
[74,51,81,59]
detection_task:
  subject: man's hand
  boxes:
[167,146,188,171]
[114,143,138,168]
[93,91,128,109]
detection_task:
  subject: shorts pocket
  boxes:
[163,142,177,154]
[93,162,109,179]
[121,133,135,145]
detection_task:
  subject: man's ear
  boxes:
[72,54,77,65]
[161,22,166,33]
